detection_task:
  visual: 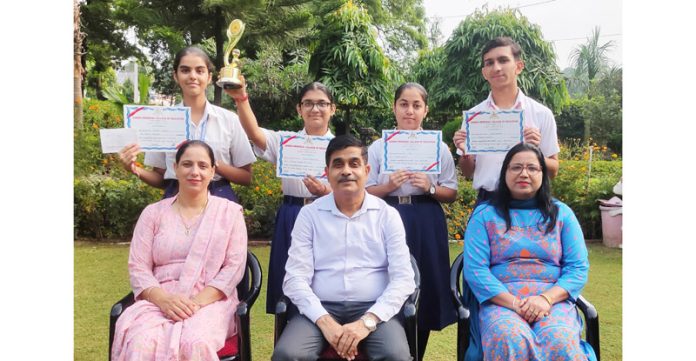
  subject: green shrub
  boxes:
[75,99,131,178]
[74,175,162,240]
[552,160,622,239]
[233,160,283,238]
[443,175,478,242]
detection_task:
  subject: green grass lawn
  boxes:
[75,242,621,360]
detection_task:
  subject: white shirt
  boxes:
[366,138,458,195]
[144,101,257,180]
[457,91,560,191]
[253,128,333,197]
[283,192,416,323]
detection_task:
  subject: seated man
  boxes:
[272,135,416,361]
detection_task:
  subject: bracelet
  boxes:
[540,293,553,306]
[512,297,518,310]
[233,93,249,103]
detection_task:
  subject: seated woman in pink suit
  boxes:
[111,140,248,361]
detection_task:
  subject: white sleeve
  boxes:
[283,208,329,323]
[437,145,458,190]
[367,207,416,321]
[228,116,257,167]
[538,109,560,157]
[366,141,382,188]
[253,129,280,164]
[144,151,166,169]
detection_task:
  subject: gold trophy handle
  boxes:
[223,19,245,67]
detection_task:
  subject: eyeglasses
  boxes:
[300,101,332,111]
[507,164,541,175]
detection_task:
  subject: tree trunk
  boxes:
[213,8,224,105]
[74,0,84,129]
[344,107,352,136]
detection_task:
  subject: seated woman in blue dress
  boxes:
[463,143,594,361]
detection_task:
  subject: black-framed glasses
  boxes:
[507,164,541,175]
[300,101,332,111]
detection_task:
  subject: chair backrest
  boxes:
[237,251,262,304]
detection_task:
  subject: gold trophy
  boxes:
[216,19,246,89]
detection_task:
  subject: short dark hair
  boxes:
[175,140,216,166]
[173,46,216,73]
[394,82,428,105]
[298,82,334,104]
[481,37,523,62]
[325,135,367,166]
[491,142,557,234]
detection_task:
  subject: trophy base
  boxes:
[216,79,243,90]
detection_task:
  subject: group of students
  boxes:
[111,37,594,361]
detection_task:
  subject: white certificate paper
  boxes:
[382,130,442,174]
[463,110,524,154]
[277,134,332,179]
[123,105,191,152]
[99,128,138,153]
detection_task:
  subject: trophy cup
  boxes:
[216,19,246,89]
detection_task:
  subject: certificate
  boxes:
[277,134,332,179]
[382,130,442,174]
[99,128,137,153]
[463,110,523,154]
[123,105,191,152]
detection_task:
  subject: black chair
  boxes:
[450,252,600,361]
[274,255,421,360]
[109,251,262,361]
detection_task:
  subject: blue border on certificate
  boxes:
[124,105,191,151]
[382,130,442,173]
[277,133,333,178]
[464,110,524,153]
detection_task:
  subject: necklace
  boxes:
[175,197,209,236]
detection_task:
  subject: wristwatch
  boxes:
[360,315,377,332]
[429,184,436,195]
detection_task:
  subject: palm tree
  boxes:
[569,26,615,92]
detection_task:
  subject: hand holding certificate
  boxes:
[123,105,191,151]
[463,110,523,154]
[382,130,442,174]
[277,134,332,179]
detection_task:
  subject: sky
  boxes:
[422,0,622,70]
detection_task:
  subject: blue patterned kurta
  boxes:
[463,200,592,361]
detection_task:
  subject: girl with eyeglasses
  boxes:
[463,143,594,360]
[117,46,256,202]
[225,80,336,313]
[365,82,459,359]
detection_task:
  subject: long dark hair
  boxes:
[394,82,428,105]
[297,82,334,104]
[491,143,558,234]
[173,46,215,73]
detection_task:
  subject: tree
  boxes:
[413,8,569,123]
[118,0,316,105]
[80,0,143,99]
[308,1,398,135]
[74,0,85,129]
[569,26,615,91]
[312,0,428,68]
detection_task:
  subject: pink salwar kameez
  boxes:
[111,195,247,361]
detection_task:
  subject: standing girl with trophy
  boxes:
[365,82,459,359]
[118,46,256,202]
[225,79,336,314]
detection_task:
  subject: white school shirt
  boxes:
[283,192,416,323]
[457,91,560,191]
[253,128,333,198]
[366,138,458,195]
[144,101,256,181]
